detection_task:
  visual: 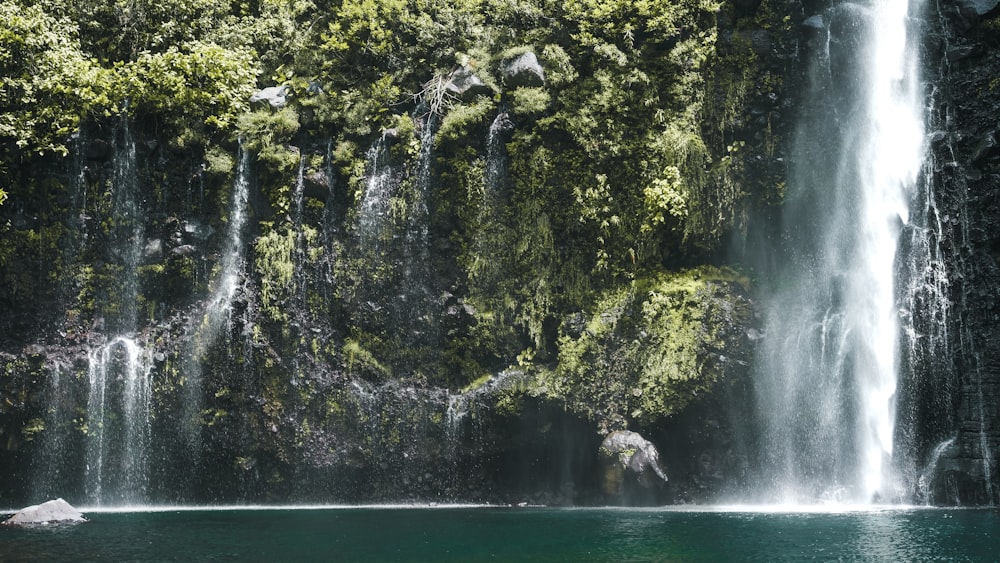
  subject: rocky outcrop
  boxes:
[500,52,545,88]
[250,85,289,109]
[599,431,668,503]
[445,66,493,102]
[3,498,86,526]
[905,5,1000,505]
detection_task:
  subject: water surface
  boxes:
[1,506,996,561]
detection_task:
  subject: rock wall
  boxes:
[916,1,1000,504]
[4,0,998,508]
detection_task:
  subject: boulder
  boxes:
[962,0,1000,16]
[501,52,546,88]
[599,430,669,499]
[250,85,289,109]
[3,498,87,526]
[948,0,1000,32]
[445,67,494,102]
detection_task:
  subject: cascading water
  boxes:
[483,110,512,212]
[85,337,152,505]
[84,117,153,506]
[182,144,252,453]
[752,0,926,503]
[108,117,143,335]
[357,132,398,247]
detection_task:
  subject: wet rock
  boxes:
[733,0,763,15]
[171,244,197,256]
[961,0,1000,16]
[144,238,163,261]
[3,498,87,526]
[501,52,546,88]
[445,66,493,102]
[971,131,997,162]
[802,15,825,31]
[560,312,586,339]
[599,431,668,503]
[250,85,289,109]
[948,0,1000,32]
[85,139,111,161]
[183,220,213,241]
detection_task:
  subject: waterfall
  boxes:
[400,111,439,340]
[484,109,512,207]
[357,132,398,247]
[109,117,144,334]
[32,364,72,501]
[83,116,153,506]
[85,337,152,506]
[182,144,252,457]
[753,0,926,503]
[293,152,307,298]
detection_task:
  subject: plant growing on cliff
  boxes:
[540,267,751,433]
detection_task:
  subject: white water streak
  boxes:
[854,0,925,501]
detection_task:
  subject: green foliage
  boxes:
[0,2,111,155]
[117,41,258,138]
[538,267,751,432]
[254,230,296,322]
[238,107,301,171]
[509,87,551,116]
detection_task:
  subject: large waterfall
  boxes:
[753,0,926,503]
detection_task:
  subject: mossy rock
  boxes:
[537,266,753,432]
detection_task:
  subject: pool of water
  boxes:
[2,505,997,561]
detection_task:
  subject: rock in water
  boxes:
[600,431,669,503]
[2,498,87,526]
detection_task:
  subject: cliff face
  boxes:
[0,0,996,508]
[911,2,1000,505]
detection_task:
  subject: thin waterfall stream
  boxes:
[752,0,926,503]
[85,117,153,506]
[182,143,253,459]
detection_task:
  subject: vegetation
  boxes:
[0,0,787,439]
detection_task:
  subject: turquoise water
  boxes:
[2,506,998,561]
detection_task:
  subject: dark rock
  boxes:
[561,312,586,339]
[961,0,1000,16]
[501,52,546,88]
[2,499,87,526]
[971,131,997,162]
[85,139,111,161]
[445,66,494,102]
[733,0,763,15]
[183,220,213,241]
[250,85,289,109]
[948,0,1000,32]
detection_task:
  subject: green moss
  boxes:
[204,145,236,175]
[22,417,45,441]
[437,99,496,143]
[343,338,392,380]
[509,87,551,116]
[539,266,751,432]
